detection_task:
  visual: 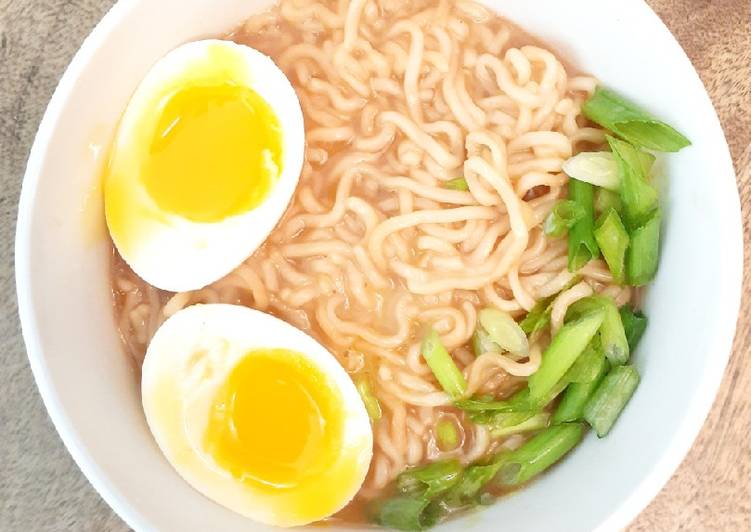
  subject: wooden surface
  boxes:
[0,1,749,530]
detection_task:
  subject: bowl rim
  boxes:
[15,1,743,531]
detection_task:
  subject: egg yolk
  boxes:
[141,82,282,223]
[204,349,344,490]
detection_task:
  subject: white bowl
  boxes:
[15,0,742,531]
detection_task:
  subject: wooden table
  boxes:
[0,1,748,530]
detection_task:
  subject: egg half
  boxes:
[141,304,373,527]
[104,40,304,292]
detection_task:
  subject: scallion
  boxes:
[472,326,500,357]
[435,419,460,451]
[564,338,605,384]
[495,423,585,486]
[398,459,463,499]
[455,389,530,415]
[626,209,661,286]
[553,356,609,423]
[544,199,587,238]
[356,376,382,421]
[638,150,656,175]
[374,496,438,531]
[594,188,623,216]
[583,365,640,437]
[519,296,554,335]
[562,151,620,190]
[607,135,659,229]
[594,208,630,285]
[421,328,467,399]
[567,178,599,271]
[489,412,550,438]
[478,308,529,356]
[442,463,502,510]
[528,310,605,403]
[619,307,648,351]
[444,177,469,191]
[567,296,629,366]
[582,86,691,152]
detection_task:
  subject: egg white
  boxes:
[141,304,373,527]
[105,40,304,292]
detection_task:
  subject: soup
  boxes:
[109,0,688,528]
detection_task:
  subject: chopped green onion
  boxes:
[472,326,501,357]
[495,423,585,486]
[490,412,550,438]
[435,419,460,451]
[528,310,605,403]
[356,376,382,421]
[567,178,599,271]
[607,136,659,229]
[544,200,586,238]
[619,307,648,351]
[374,496,438,531]
[519,277,582,336]
[582,86,691,152]
[626,209,661,285]
[519,296,554,335]
[455,389,530,414]
[398,459,463,499]
[564,338,605,384]
[638,151,656,175]
[594,208,630,285]
[421,328,467,399]
[594,188,623,216]
[562,151,620,190]
[442,463,502,510]
[567,296,629,366]
[553,357,609,423]
[470,409,532,427]
[478,308,529,356]
[583,365,640,437]
[444,177,469,191]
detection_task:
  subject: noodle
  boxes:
[110,0,626,517]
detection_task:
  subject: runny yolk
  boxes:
[203,349,344,490]
[142,83,282,223]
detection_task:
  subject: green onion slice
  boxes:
[583,365,640,437]
[421,328,467,399]
[582,86,691,152]
[594,208,630,285]
[472,326,501,357]
[594,188,623,216]
[520,296,554,335]
[562,151,620,190]
[607,135,659,229]
[567,178,599,271]
[528,309,605,403]
[553,357,609,424]
[444,177,469,191]
[626,208,661,286]
[435,418,461,451]
[489,412,550,438]
[495,423,585,486]
[544,200,587,238]
[397,459,463,499]
[567,296,629,366]
[478,308,529,356]
[619,307,648,351]
[355,376,382,422]
[564,338,606,383]
[374,496,439,531]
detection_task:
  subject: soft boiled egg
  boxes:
[141,304,373,527]
[104,40,304,292]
